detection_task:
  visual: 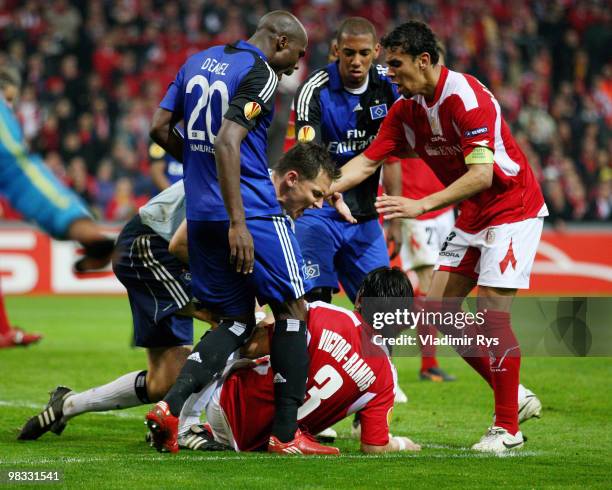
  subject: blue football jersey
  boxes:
[293,63,399,220]
[160,40,281,221]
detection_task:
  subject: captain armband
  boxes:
[465,146,494,165]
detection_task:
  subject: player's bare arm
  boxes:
[382,161,403,258]
[150,108,184,163]
[330,153,383,194]
[376,161,493,220]
[168,218,188,264]
[215,119,254,275]
[361,436,421,453]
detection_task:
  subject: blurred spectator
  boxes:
[0,0,609,227]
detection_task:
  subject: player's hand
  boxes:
[329,192,357,224]
[386,218,403,260]
[393,436,421,452]
[228,222,254,274]
[376,194,426,220]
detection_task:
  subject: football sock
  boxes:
[0,286,12,335]
[484,310,521,435]
[63,370,148,419]
[270,319,308,443]
[178,389,208,436]
[164,320,252,416]
[414,295,440,371]
[418,323,439,371]
[426,299,491,385]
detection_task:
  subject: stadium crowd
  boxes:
[0,0,610,224]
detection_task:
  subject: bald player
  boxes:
[146,11,337,455]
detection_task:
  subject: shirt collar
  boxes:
[232,40,268,62]
[426,65,448,107]
[327,62,382,92]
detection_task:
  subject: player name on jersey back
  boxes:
[317,328,376,392]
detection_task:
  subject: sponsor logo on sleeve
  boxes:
[244,101,261,120]
[297,125,316,142]
[369,103,388,120]
[464,126,488,137]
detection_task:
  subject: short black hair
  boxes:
[355,266,414,332]
[381,21,440,64]
[273,142,340,182]
[336,17,377,44]
[356,266,414,301]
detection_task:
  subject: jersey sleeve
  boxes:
[292,73,324,144]
[160,65,185,117]
[454,90,496,164]
[363,101,408,162]
[224,60,278,130]
[359,386,394,446]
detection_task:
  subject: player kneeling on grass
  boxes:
[17,142,347,450]
[179,267,420,454]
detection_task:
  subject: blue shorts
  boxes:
[188,215,310,317]
[0,102,91,239]
[112,215,193,348]
[295,214,389,303]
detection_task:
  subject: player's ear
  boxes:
[332,41,339,58]
[278,35,289,50]
[284,170,299,187]
[374,43,381,59]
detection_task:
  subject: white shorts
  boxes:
[434,217,544,289]
[400,209,455,270]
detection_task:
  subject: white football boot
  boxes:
[518,385,542,423]
[472,426,524,453]
[394,385,408,404]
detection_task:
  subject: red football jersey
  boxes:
[400,157,452,220]
[219,302,396,451]
[365,66,548,233]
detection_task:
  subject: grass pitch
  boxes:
[1,296,611,489]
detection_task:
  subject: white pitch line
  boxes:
[0,450,544,466]
[0,400,142,419]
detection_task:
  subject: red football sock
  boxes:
[484,310,520,435]
[415,294,439,371]
[418,323,439,371]
[424,299,492,385]
[0,283,12,335]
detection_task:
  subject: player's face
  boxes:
[385,48,426,97]
[335,33,380,89]
[281,169,331,219]
[2,84,19,108]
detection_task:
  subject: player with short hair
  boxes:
[189,267,421,454]
[145,10,329,455]
[291,17,399,306]
[0,65,114,349]
[18,142,339,450]
[333,21,546,453]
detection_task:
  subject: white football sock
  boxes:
[63,371,144,420]
[518,383,527,401]
[178,385,213,435]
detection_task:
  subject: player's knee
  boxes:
[145,370,176,401]
[270,299,307,321]
[304,287,333,304]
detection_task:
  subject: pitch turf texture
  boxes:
[1,296,610,489]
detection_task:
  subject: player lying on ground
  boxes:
[17,142,344,449]
[0,66,114,349]
[171,267,421,454]
[331,21,546,453]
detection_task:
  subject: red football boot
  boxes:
[145,401,179,453]
[0,327,42,349]
[268,429,340,455]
